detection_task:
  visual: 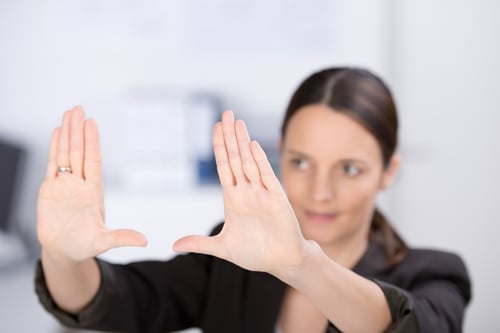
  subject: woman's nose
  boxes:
[311,172,334,202]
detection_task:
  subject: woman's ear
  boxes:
[380,153,401,190]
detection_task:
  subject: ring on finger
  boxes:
[58,166,72,173]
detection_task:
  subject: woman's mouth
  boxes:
[305,210,338,223]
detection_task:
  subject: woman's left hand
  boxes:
[173,110,309,275]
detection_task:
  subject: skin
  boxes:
[38,106,399,332]
[276,104,400,332]
[280,104,400,267]
[38,107,147,312]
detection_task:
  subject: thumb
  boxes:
[173,235,221,257]
[94,229,148,255]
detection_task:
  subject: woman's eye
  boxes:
[343,164,360,176]
[291,158,309,171]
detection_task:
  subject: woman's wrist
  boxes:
[41,249,91,270]
[272,239,326,288]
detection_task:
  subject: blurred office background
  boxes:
[0,0,499,332]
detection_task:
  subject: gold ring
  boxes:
[58,166,72,173]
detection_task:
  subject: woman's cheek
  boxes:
[339,179,378,213]
[346,183,377,219]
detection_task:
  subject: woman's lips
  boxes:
[305,211,338,223]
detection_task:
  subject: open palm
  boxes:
[174,111,307,275]
[37,107,146,263]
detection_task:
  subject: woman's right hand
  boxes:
[37,106,147,264]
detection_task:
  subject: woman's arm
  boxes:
[173,110,391,332]
[279,242,391,332]
[37,107,146,313]
[40,253,100,313]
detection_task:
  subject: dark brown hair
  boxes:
[281,67,408,265]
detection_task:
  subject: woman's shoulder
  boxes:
[360,242,468,278]
[392,247,471,296]
[401,247,468,273]
[362,243,469,282]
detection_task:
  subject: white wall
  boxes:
[0,0,389,235]
[1,0,499,332]
[388,1,500,332]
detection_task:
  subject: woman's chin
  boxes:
[300,224,337,246]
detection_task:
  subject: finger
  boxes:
[250,141,282,192]
[94,229,148,254]
[83,119,103,184]
[213,122,234,187]
[172,235,222,258]
[69,106,85,177]
[221,111,246,184]
[56,111,71,174]
[45,127,60,180]
[235,120,260,184]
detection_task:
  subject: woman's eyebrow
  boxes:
[338,158,369,166]
[285,149,309,157]
[285,149,369,165]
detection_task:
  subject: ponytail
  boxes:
[369,208,408,265]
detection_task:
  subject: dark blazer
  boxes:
[35,224,471,333]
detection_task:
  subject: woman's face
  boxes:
[280,104,397,250]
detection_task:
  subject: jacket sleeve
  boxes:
[374,251,471,333]
[35,252,213,333]
[34,223,225,333]
[35,258,116,329]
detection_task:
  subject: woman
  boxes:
[35,67,471,332]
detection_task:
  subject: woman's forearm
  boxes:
[41,250,101,314]
[276,241,392,333]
